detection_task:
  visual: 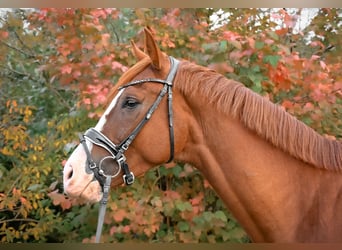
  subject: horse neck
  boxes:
[173,65,342,242]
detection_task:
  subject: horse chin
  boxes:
[82,181,103,203]
[64,180,102,203]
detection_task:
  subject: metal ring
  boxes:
[98,156,121,178]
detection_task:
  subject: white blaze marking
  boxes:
[63,89,125,201]
[95,89,124,132]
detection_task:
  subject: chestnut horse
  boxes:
[63,27,342,242]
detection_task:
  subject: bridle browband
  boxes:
[78,56,179,243]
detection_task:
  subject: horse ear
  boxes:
[130,40,147,61]
[143,27,163,70]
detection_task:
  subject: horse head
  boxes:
[63,27,189,202]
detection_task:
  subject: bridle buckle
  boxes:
[89,162,97,169]
[123,172,135,185]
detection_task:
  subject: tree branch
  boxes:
[0,64,38,82]
[0,218,39,225]
[13,30,37,57]
[109,23,120,43]
[6,169,22,196]
[0,39,35,59]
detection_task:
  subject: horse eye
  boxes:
[122,98,139,109]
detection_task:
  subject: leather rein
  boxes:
[79,56,179,243]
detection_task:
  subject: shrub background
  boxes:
[0,8,341,242]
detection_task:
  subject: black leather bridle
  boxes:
[78,56,179,243]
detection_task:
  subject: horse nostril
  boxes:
[65,164,74,180]
[68,170,74,179]
[68,169,73,179]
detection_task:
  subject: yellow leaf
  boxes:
[0,147,14,156]
[13,142,20,150]
[33,230,39,240]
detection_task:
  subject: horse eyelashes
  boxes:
[122,97,140,109]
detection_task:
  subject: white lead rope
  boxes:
[95,176,112,243]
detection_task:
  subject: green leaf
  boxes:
[27,184,43,191]
[172,165,183,177]
[203,211,213,222]
[192,216,205,226]
[251,80,263,94]
[302,116,313,126]
[221,230,231,241]
[230,227,247,239]
[219,40,228,52]
[267,30,279,41]
[263,55,281,67]
[158,166,168,176]
[202,42,215,52]
[214,211,227,222]
[255,41,264,49]
[252,65,260,73]
[175,201,192,212]
[177,221,190,232]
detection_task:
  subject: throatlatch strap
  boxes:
[166,57,179,162]
[166,84,174,163]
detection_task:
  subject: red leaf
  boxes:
[303,102,314,112]
[113,209,126,222]
[110,226,116,235]
[223,31,241,41]
[247,37,255,49]
[122,225,130,233]
[111,61,124,70]
[48,190,72,210]
[101,33,110,47]
[0,31,9,39]
[190,192,204,206]
[281,100,293,110]
[60,64,72,74]
[275,28,288,36]
[311,55,320,61]
[203,179,212,189]
[164,190,181,200]
[283,10,297,29]
[310,40,324,48]
[333,81,342,92]
[58,45,71,57]
[320,60,328,72]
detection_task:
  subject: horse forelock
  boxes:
[176,61,342,171]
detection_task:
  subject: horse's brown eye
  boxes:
[122,98,139,109]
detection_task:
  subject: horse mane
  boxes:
[176,61,342,171]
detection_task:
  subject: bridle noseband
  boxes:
[78,56,179,243]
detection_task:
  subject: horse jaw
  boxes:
[63,143,102,203]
